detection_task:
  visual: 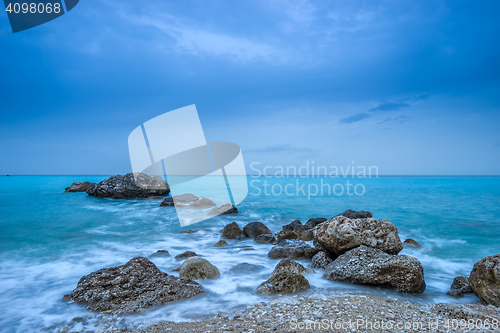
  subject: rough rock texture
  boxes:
[179,257,220,280]
[87,173,169,199]
[213,240,228,247]
[304,217,328,228]
[62,257,203,314]
[314,216,403,256]
[175,251,198,260]
[311,251,333,269]
[229,263,265,274]
[447,276,473,298]
[275,230,298,242]
[65,181,96,192]
[149,250,170,258]
[160,197,174,206]
[403,238,422,248]
[268,240,314,260]
[254,234,277,244]
[243,222,272,238]
[190,198,216,208]
[323,245,425,293]
[433,302,500,324]
[334,209,373,219]
[221,222,246,240]
[209,204,238,216]
[276,220,314,242]
[271,259,314,277]
[469,254,500,306]
[254,272,310,295]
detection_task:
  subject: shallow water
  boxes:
[0,175,499,332]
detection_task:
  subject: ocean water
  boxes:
[1,175,500,332]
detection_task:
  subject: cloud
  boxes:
[379,116,410,124]
[368,102,409,112]
[414,94,430,101]
[246,144,319,153]
[339,113,371,124]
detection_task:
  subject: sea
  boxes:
[1,175,499,332]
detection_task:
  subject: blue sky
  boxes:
[1,0,499,175]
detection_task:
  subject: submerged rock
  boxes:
[314,215,403,256]
[323,245,425,293]
[160,197,174,206]
[87,173,169,199]
[311,251,333,269]
[255,272,310,295]
[179,257,220,280]
[65,181,96,192]
[271,259,314,277]
[447,276,473,298]
[403,238,422,248]
[255,234,277,244]
[175,251,198,260]
[268,240,315,260]
[149,250,170,258]
[221,222,246,240]
[190,198,217,208]
[469,254,500,306]
[213,240,228,247]
[209,204,238,216]
[243,222,272,238]
[172,193,199,203]
[334,209,373,219]
[229,262,265,274]
[62,257,203,314]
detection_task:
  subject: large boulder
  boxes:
[323,245,425,293]
[469,254,500,306]
[62,257,203,314]
[179,257,220,280]
[221,222,246,240]
[229,263,265,274]
[271,259,314,277]
[304,218,327,228]
[243,222,272,238]
[334,209,373,219]
[268,240,316,260]
[65,181,96,192]
[209,204,238,216]
[311,251,333,269]
[447,276,473,298]
[313,216,403,256]
[255,272,310,295]
[87,173,169,199]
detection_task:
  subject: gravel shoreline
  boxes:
[112,294,500,333]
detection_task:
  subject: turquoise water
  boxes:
[1,176,500,332]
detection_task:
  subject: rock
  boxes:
[268,240,314,260]
[209,204,238,216]
[433,303,500,323]
[255,272,310,295]
[276,220,313,242]
[229,263,265,274]
[87,173,170,199]
[403,239,422,248]
[311,251,333,269]
[221,222,246,240]
[145,196,165,200]
[172,266,181,272]
[243,222,272,238]
[271,259,314,277]
[65,182,96,192]
[276,231,298,242]
[180,229,198,234]
[190,198,217,208]
[447,276,473,298]
[62,257,203,314]
[160,197,174,206]
[179,257,220,280]
[175,251,197,260]
[149,250,170,258]
[313,216,403,256]
[469,254,500,306]
[305,218,328,228]
[254,234,277,244]
[323,245,426,293]
[172,193,199,203]
[213,240,228,247]
[334,209,373,219]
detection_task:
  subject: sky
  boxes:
[1,0,499,175]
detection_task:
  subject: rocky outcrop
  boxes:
[65,182,96,192]
[229,263,265,274]
[276,220,314,242]
[87,173,169,199]
[323,245,425,293]
[62,257,203,314]
[190,198,217,208]
[314,216,403,256]
[334,209,373,219]
[209,204,238,216]
[213,240,228,247]
[447,276,473,298]
[311,251,333,269]
[469,254,500,306]
[149,250,170,258]
[179,257,220,280]
[175,251,197,260]
[221,222,246,240]
[243,222,272,238]
[403,239,422,248]
[271,259,314,277]
[160,197,174,206]
[255,272,310,295]
[268,240,315,260]
[255,234,277,244]
[305,218,327,228]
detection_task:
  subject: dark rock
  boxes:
[179,257,220,280]
[254,234,277,244]
[403,238,422,248]
[447,276,474,298]
[469,254,500,306]
[149,250,170,258]
[323,245,426,293]
[334,209,373,219]
[160,197,174,206]
[314,216,403,256]
[213,240,228,247]
[62,257,203,314]
[276,231,299,243]
[145,196,165,200]
[276,220,313,242]
[175,251,197,260]
[65,182,96,192]
[255,272,310,295]
[87,173,170,199]
[172,193,199,203]
[311,251,333,269]
[190,198,217,208]
[172,266,181,272]
[209,204,238,215]
[268,240,314,260]
[271,259,314,277]
[221,222,246,240]
[303,247,321,259]
[305,218,328,228]
[243,222,272,238]
[229,263,265,274]
[180,229,198,234]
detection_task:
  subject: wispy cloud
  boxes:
[246,144,319,154]
[368,102,409,112]
[379,116,410,124]
[339,113,371,124]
